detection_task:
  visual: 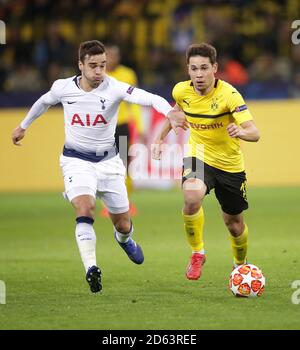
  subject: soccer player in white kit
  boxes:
[12,40,188,293]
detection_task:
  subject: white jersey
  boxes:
[20,75,173,154]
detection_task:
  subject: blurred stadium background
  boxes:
[1,0,300,330]
[1,0,300,190]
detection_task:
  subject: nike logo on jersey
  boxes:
[67,101,76,104]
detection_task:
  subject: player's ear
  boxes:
[78,60,83,72]
[187,63,191,75]
[213,62,218,74]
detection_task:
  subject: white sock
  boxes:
[115,223,134,243]
[75,222,97,272]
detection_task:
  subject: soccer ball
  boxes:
[229,264,265,297]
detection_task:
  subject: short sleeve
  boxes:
[172,83,182,109]
[228,90,253,124]
[49,79,65,102]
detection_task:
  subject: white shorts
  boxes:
[60,154,129,214]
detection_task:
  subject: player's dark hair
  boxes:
[186,43,217,64]
[79,40,105,62]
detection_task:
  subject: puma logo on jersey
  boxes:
[183,98,190,107]
[71,113,108,126]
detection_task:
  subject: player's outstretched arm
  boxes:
[227,120,260,142]
[11,86,61,146]
[122,86,189,132]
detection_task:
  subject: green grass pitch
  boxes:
[0,187,299,330]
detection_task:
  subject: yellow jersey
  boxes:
[172,79,253,172]
[107,65,144,134]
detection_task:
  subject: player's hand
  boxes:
[167,110,189,135]
[227,123,244,139]
[151,141,163,160]
[12,126,26,146]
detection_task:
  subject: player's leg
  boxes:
[71,194,97,271]
[60,155,101,293]
[182,157,211,280]
[183,178,206,251]
[223,212,248,267]
[98,156,143,264]
[214,170,249,267]
[110,211,144,264]
[71,194,102,293]
[182,179,206,280]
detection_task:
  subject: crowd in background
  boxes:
[0,0,300,101]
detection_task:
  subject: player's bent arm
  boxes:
[150,102,187,160]
[154,119,172,143]
[227,120,260,142]
[151,119,172,160]
[12,90,60,146]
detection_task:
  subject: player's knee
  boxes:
[183,192,202,215]
[183,191,203,215]
[183,201,201,215]
[72,199,96,218]
[76,205,95,218]
[224,218,244,236]
[114,217,132,233]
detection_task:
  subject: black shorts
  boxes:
[182,157,248,215]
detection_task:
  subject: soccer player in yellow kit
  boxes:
[153,43,260,280]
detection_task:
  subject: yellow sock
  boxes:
[125,175,133,198]
[183,207,205,252]
[230,224,248,265]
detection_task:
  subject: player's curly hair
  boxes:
[79,40,105,62]
[186,43,217,64]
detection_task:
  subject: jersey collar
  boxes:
[72,75,108,92]
[73,74,81,89]
[190,78,218,88]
